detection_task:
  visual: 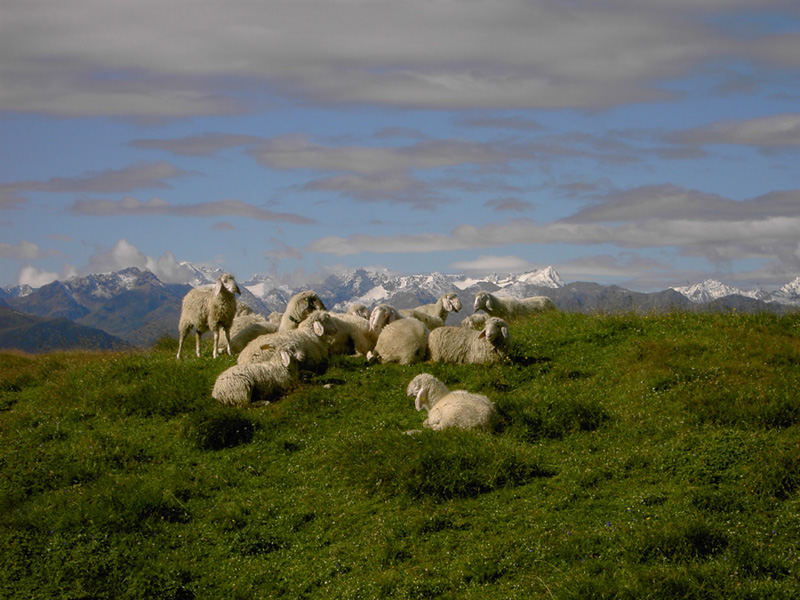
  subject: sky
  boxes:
[2,0,800,292]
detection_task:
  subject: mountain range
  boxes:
[2,265,799,352]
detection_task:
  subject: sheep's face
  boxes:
[473,292,490,313]
[480,317,509,348]
[369,305,399,332]
[310,312,337,338]
[216,273,241,296]
[444,294,463,313]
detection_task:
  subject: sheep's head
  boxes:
[306,311,338,338]
[215,273,241,296]
[369,304,401,333]
[348,304,370,319]
[281,344,306,365]
[406,373,448,412]
[473,291,491,313]
[287,291,327,325]
[479,317,509,349]
[443,293,462,313]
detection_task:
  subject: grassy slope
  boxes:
[1,311,799,599]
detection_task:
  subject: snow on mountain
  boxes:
[672,279,772,304]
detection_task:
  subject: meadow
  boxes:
[1,310,799,599]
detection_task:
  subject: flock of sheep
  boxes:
[176,273,556,431]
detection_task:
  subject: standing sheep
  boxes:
[428,317,510,364]
[406,373,497,431]
[279,290,327,331]
[473,291,555,320]
[177,273,241,359]
[212,346,303,407]
[237,310,338,374]
[368,305,430,365]
[401,293,462,329]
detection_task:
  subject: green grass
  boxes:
[2,311,800,598]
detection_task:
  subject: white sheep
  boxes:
[212,346,303,407]
[237,310,338,374]
[367,304,429,365]
[428,317,509,364]
[327,312,378,357]
[460,313,488,330]
[177,273,241,359]
[279,290,327,331]
[216,303,279,355]
[346,303,370,319]
[406,373,496,431]
[401,293,462,329]
[473,291,555,320]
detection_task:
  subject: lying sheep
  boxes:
[328,311,378,357]
[279,290,327,331]
[406,373,496,431]
[347,303,370,319]
[212,346,302,406]
[473,291,555,320]
[367,304,429,365]
[460,313,488,330]
[216,303,279,355]
[238,310,338,374]
[401,293,462,328]
[428,317,510,364]
[177,273,241,359]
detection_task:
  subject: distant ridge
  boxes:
[2,265,798,351]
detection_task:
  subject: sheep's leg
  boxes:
[195,331,202,357]
[223,328,233,356]
[212,329,219,358]
[177,325,190,359]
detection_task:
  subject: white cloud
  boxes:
[17,265,60,288]
[84,239,196,284]
[672,114,800,149]
[0,0,763,116]
[450,255,534,274]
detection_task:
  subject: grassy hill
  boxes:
[1,311,799,599]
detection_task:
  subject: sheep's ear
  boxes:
[312,320,325,337]
[214,280,223,296]
[501,326,509,340]
[414,387,428,411]
[279,350,291,367]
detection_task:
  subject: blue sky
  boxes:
[2,0,800,291]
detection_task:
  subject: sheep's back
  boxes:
[426,391,495,430]
[427,326,476,363]
[374,318,429,364]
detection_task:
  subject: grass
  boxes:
[1,310,800,598]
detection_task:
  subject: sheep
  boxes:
[406,373,496,431]
[367,304,429,365]
[428,317,510,364]
[215,303,279,355]
[401,293,462,328]
[212,346,303,407]
[279,290,327,331]
[346,303,370,319]
[460,313,488,330]
[327,311,378,357]
[237,310,338,374]
[473,291,555,320]
[177,273,241,359]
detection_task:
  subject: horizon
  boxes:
[2,2,800,292]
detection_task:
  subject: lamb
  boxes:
[237,310,338,374]
[473,291,555,320]
[212,346,303,407]
[406,373,497,431]
[216,303,279,355]
[401,293,462,329]
[428,317,510,365]
[279,290,327,331]
[177,273,241,359]
[367,304,429,365]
